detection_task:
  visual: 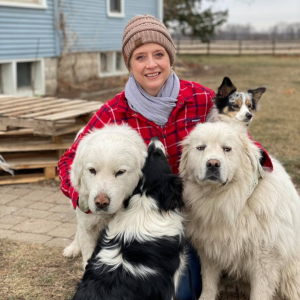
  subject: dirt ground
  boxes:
[0,239,247,300]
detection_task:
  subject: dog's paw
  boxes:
[199,292,217,300]
[63,242,81,258]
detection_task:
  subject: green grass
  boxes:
[176,55,300,187]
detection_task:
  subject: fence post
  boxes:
[177,36,181,54]
[239,40,242,56]
[272,39,276,56]
[207,41,210,56]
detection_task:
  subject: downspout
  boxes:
[157,0,163,22]
[53,0,61,57]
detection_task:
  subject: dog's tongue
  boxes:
[78,197,90,213]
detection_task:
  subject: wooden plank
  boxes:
[0,173,51,185]
[0,96,33,104]
[0,128,34,136]
[44,167,56,179]
[0,140,72,152]
[0,124,8,131]
[35,103,102,121]
[19,99,85,118]
[0,98,58,115]
[0,116,39,130]
[51,122,85,136]
[0,116,57,135]
[7,99,72,118]
[0,96,22,101]
[7,156,58,170]
[0,97,50,110]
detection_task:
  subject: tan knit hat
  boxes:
[122,14,176,69]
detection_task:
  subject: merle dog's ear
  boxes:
[160,175,184,212]
[217,77,237,99]
[248,87,266,110]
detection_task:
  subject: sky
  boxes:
[202,0,300,31]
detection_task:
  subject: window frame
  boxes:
[0,58,45,96]
[99,51,128,78]
[0,0,47,9]
[106,0,125,18]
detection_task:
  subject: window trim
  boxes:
[99,51,128,78]
[0,0,47,9]
[0,58,45,96]
[106,0,125,18]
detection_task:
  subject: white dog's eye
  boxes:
[115,170,126,177]
[89,168,97,175]
[232,104,239,110]
[223,147,232,152]
[196,146,206,151]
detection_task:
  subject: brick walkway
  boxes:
[1,182,299,250]
[0,183,76,248]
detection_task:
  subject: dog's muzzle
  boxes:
[205,159,221,181]
[94,193,110,211]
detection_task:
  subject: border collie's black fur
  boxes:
[72,138,186,300]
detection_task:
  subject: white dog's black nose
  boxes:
[206,159,221,171]
[94,193,110,210]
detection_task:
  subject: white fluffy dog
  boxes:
[63,124,147,266]
[179,122,300,300]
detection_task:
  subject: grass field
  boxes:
[1,55,299,300]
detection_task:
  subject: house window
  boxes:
[99,52,127,77]
[110,0,121,13]
[17,62,32,89]
[0,60,44,96]
[0,0,47,9]
[107,0,124,18]
[100,52,113,74]
[116,52,123,71]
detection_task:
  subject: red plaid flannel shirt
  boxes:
[57,80,273,209]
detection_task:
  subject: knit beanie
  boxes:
[122,14,176,69]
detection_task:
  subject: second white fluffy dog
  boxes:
[180,122,300,300]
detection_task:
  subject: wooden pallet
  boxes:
[0,95,102,184]
[0,146,70,185]
[0,96,103,136]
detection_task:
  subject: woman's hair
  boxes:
[122,14,176,69]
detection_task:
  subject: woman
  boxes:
[58,14,269,300]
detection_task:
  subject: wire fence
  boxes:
[176,39,300,55]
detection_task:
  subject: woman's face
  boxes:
[129,43,171,97]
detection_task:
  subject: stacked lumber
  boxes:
[0,96,103,185]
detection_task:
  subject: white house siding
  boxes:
[0,0,58,60]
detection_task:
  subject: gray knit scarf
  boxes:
[125,73,180,127]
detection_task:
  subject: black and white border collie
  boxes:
[72,138,186,300]
[208,77,266,126]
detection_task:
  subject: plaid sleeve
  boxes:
[57,98,120,209]
[247,132,273,172]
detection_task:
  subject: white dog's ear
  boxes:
[70,149,85,191]
[179,137,191,181]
